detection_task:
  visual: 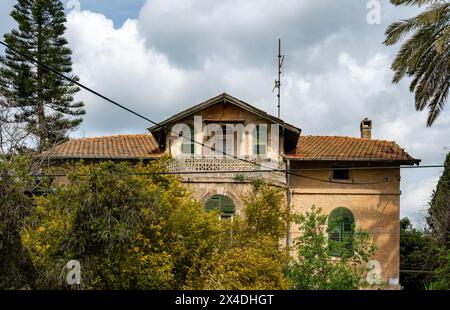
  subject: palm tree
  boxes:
[384,0,450,126]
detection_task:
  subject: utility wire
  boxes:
[27,164,444,185]
[0,40,306,179]
[0,40,429,186]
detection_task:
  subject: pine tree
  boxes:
[0,0,85,151]
[427,152,450,248]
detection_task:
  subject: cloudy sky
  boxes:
[1,0,448,225]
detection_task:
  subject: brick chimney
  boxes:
[360,118,372,139]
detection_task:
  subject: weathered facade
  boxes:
[44,93,420,289]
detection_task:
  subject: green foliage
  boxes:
[286,206,376,290]
[234,174,245,182]
[422,152,450,290]
[427,247,450,290]
[194,182,291,290]
[427,152,450,247]
[200,235,291,290]
[0,156,35,289]
[0,0,85,149]
[242,181,289,240]
[399,218,434,290]
[384,0,450,126]
[23,160,219,289]
[22,164,290,290]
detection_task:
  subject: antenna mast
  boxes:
[274,38,285,118]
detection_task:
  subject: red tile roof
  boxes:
[42,134,162,160]
[286,136,419,164]
[42,134,419,164]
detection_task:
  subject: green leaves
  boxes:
[243,181,289,240]
[22,161,291,289]
[0,156,36,289]
[384,1,450,126]
[286,206,376,290]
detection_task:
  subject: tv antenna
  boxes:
[273,38,285,118]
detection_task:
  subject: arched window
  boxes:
[328,207,355,257]
[204,195,235,220]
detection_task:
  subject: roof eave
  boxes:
[148,93,301,135]
[284,156,421,165]
[35,155,162,160]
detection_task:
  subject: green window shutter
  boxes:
[204,195,235,219]
[205,196,221,211]
[253,125,267,156]
[181,126,195,155]
[328,207,355,257]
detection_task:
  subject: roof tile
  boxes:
[42,134,162,159]
[286,136,419,163]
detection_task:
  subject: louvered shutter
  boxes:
[204,195,235,220]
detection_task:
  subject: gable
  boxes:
[149,93,301,135]
[148,93,301,151]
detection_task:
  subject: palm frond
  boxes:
[385,1,450,125]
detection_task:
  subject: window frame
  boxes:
[327,207,355,257]
[330,167,352,182]
[253,125,267,157]
[181,125,195,156]
[204,194,236,220]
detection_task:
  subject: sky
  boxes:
[0,0,448,226]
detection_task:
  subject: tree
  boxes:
[242,180,289,240]
[286,206,376,290]
[399,218,434,290]
[427,247,450,290]
[0,156,36,289]
[22,163,291,290]
[195,182,291,290]
[384,0,450,126]
[427,152,450,247]
[22,160,220,289]
[0,0,85,151]
[1,94,32,156]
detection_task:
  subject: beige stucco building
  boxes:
[45,93,420,289]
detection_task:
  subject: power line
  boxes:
[400,269,433,274]
[30,170,390,185]
[293,165,444,171]
[26,164,444,185]
[0,40,429,186]
[0,40,309,181]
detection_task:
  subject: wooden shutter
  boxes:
[204,195,235,219]
[328,207,355,257]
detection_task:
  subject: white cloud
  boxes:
[65,9,189,136]
[0,0,448,227]
[0,0,16,53]
[401,173,441,227]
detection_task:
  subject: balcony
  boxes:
[167,157,287,185]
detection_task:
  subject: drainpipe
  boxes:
[285,158,292,253]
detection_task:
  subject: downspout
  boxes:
[285,158,292,254]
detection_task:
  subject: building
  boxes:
[44,93,420,288]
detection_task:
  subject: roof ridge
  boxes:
[64,133,152,142]
[301,135,395,144]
